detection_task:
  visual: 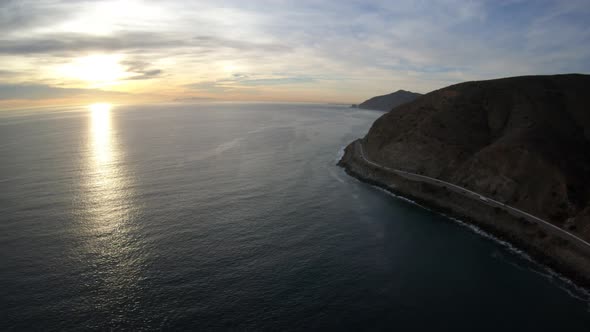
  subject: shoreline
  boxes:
[365,178,590,301]
[338,139,590,291]
[369,179,590,301]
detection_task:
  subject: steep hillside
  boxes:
[361,74,590,237]
[340,74,590,285]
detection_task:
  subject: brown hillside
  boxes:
[362,74,590,239]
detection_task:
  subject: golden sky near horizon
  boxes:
[1,0,589,109]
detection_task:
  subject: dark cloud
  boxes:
[232,73,249,79]
[0,0,74,33]
[120,60,150,72]
[0,83,127,100]
[0,32,291,56]
[0,70,19,77]
[127,69,162,80]
[120,60,163,80]
[0,32,185,55]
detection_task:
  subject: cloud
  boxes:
[192,35,291,53]
[0,0,76,33]
[127,69,162,80]
[0,31,290,57]
[186,74,316,93]
[120,60,163,80]
[0,70,18,77]
[185,81,233,93]
[0,0,589,104]
[0,32,186,55]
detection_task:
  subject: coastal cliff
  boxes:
[339,74,590,287]
[358,89,422,111]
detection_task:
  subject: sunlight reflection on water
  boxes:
[88,103,132,228]
[83,104,145,314]
[90,103,113,165]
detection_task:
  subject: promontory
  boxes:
[339,74,590,287]
[357,89,422,111]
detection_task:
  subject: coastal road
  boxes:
[354,140,590,254]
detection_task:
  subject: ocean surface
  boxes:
[1,102,589,331]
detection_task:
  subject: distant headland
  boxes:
[355,89,422,111]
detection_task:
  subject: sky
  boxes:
[1,0,589,109]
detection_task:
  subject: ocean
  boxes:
[1,102,589,330]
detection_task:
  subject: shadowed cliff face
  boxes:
[363,74,590,238]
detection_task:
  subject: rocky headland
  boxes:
[357,89,422,111]
[339,74,590,287]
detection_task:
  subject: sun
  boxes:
[58,54,127,86]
